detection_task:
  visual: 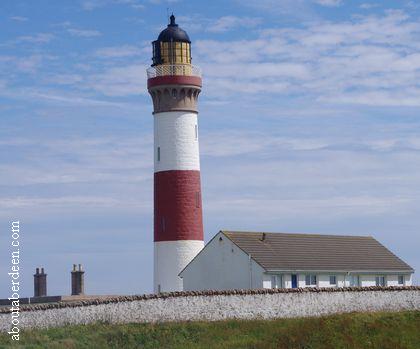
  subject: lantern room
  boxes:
[152,15,192,66]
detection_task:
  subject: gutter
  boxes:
[265,269,413,274]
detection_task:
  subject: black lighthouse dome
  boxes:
[158,15,190,43]
[152,15,192,66]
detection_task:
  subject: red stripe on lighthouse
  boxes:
[154,170,204,242]
[147,75,202,89]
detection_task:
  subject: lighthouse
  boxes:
[147,15,204,293]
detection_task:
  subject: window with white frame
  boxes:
[329,275,337,286]
[157,147,161,162]
[194,125,198,140]
[305,274,317,286]
[270,275,283,289]
[376,275,386,287]
[398,275,404,285]
[349,275,360,287]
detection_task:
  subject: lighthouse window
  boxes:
[161,217,165,232]
[194,125,198,140]
[160,42,169,64]
[157,147,161,161]
[182,43,191,63]
[159,41,191,65]
[195,192,201,208]
[175,42,182,63]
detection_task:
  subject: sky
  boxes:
[0,0,419,298]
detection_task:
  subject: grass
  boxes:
[0,311,419,349]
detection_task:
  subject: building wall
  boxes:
[181,232,265,291]
[283,274,292,288]
[262,274,271,289]
[261,273,413,289]
[407,274,413,286]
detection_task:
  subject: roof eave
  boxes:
[264,269,414,274]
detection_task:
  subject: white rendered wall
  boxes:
[387,275,399,287]
[406,274,413,286]
[154,111,199,172]
[260,273,414,289]
[3,289,419,331]
[359,275,376,287]
[387,274,412,286]
[298,275,306,288]
[337,275,346,288]
[262,274,271,289]
[154,240,204,293]
[283,274,292,288]
[181,232,265,291]
[318,274,333,288]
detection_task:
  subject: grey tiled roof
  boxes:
[222,231,414,272]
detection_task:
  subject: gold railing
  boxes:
[147,64,201,79]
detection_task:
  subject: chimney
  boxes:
[261,233,266,242]
[71,264,85,296]
[33,267,47,297]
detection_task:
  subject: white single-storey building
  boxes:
[179,231,414,291]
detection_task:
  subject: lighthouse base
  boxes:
[154,240,204,293]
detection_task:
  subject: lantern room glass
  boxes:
[152,41,191,66]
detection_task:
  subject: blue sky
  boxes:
[0,0,419,297]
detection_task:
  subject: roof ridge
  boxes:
[222,230,374,239]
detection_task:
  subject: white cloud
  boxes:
[15,55,44,73]
[81,0,147,10]
[86,64,148,96]
[359,3,379,9]
[148,0,179,4]
[406,1,420,10]
[67,28,102,37]
[0,136,152,187]
[313,0,342,7]
[236,0,320,21]
[10,16,28,21]
[0,86,128,107]
[205,196,413,218]
[44,73,84,85]
[17,33,54,43]
[200,131,420,158]
[175,15,261,34]
[94,45,144,58]
[0,53,56,76]
[192,10,420,107]
[208,16,261,33]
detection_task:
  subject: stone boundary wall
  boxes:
[1,287,419,331]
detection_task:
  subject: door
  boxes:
[291,274,298,288]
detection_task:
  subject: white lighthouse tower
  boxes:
[147,15,204,293]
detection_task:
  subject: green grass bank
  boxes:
[0,311,419,349]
